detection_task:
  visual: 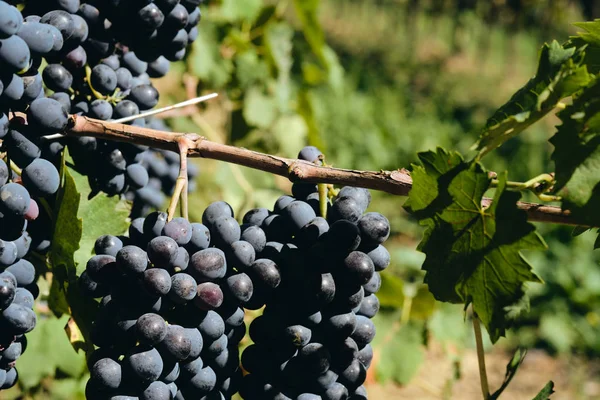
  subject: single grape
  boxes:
[0,35,30,72]
[198,310,225,341]
[163,217,192,246]
[17,22,55,54]
[240,225,266,253]
[365,244,390,271]
[143,268,171,296]
[94,235,124,257]
[0,240,18,267]
[357,344,373,369]
[357,294,379,319]
[91,357,122,390]
[341,251,374,286]
[189,248,226,282]
[224,273,253,304]
[0,183,31,216]
[5,259,36,286]
[125,346,164,384]
[21,158,60,197]
[91,64,118,94]
[141,380,171,400]
[210,216,241,247]
[160,324,192,361]
[117,245,149,274]
[90,99,113,120]
[2,303,37,334]
[242,208,270,226]
[201,201,233,228]
[147,236,179,268]
[27,98,68,132]
[357,212,390,246]
[298,146,323,163]
[194,282,223,310]
[169,273,198,304]
[284,201,316,231]
[137,313,168,345]
[185,327,203,360]
[227,240,255,271]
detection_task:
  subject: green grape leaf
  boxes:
[490,348,528,400]
[15,315,86,389]
[405,148,546,342]
[532,381,555,400]
[49,159,83,316]
[473,41,590,156]
[243,86,277,128]
[71,168,131,276]
[550,77,600,226]
[374,318,425,385]
[219,0,263,22]
[377,272,405,309]
[49,150,129,353]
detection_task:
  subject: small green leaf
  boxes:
[264,22,293,77]
[49,159,83,316]
[243,86,277,128]
[375,321,425,384]
[15,315,86,389]
[550,77,600,226]
[272,115,308,158]
[219,0,263,22]
[71,167,130,275]
[532,381,555,400]
[474,41,590,156]
[405,148,546,342]
[490,348,528,400]
[377,272,405,309]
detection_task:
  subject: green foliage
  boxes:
[372,312,426,385]
[49,151,130,353]
[405,148,546,342]
[551,77,600,225]
[490,348,527,399]
[532,381,555,400]
[13,315,86,390]
[474,41,590,156]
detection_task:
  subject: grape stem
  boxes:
[166,136,192,221]
[50,114,591,227]
[473,314,490,400]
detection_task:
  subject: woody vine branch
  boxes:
[62,114,581,227]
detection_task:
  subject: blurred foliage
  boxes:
[9,0,600,398]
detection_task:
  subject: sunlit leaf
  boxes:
[405,148,546,342]
[474,41,590,155]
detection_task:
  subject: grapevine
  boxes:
[0,0,599,399]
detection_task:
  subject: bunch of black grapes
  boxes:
[0,0,204,202]
[81,146,389,399]
[0,162,42,391]
[81,208,246,399]
[238,146,388,400]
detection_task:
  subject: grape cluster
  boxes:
[0,0,203,203]
[80,209,246,399]
[237,148,388,400]
[80,146,388,399]
[0,163,41,391]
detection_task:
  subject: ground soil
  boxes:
[366,343,600,400]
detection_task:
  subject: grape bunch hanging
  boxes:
[79,146,389,399]
[0,0,203,392]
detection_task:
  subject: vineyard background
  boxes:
[6,0,600,399]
